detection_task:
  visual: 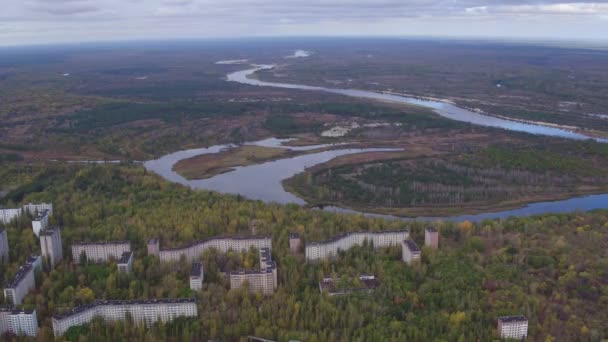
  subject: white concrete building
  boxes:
[229,247,277,295]
[305,230,409,261]
[22,203,53,216]
[425,227,439,249]
[71,241,131,264]
[31,209,50,237]
[0,208,22,225]
[52,298,198,337]
[3,256,42,306]
[40,227,63,268]
[189,262,204,291]
[0,307,39,337]
[117,251,134,274]
[0,228,8,263]
[498,315,528,340]
[156,236,272,263]
[401,240,421,264]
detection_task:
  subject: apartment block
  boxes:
[401,240,421,264]
[498,315,528,340]
[289,233,302,254]
[156,236,272,263]
[229,247,277,295]
[319,275,381,296]
[71,241,131,264]
[425,227,439,249]
[3,256,42,306]
[31,209,50,237]
[0,228,8,263]
[52,298,198,337]
[0,208,22,225]
[40,227,63,268]
[0,307,39,337]
[147,238,160,256]
[117,251,134,274]
[22,203,53,216]
[189,262,204,291]
[305,230,409,261]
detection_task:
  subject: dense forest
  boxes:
[1,162,607,341]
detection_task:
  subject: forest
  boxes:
[1,162,607,341]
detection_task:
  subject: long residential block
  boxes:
[0,228,8,263]
[0,307,39,337]
[152,236,272,263]
[3,256,42,306]
[71,241,131,264]
[0,208,22,225]
[52,298,198,337]
[305,230,409,261]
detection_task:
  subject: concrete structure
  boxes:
[229,247,277,295]
[0,208,22,225]
[156,236,272,263]
[0,228,8,263]
[189,262,204,291]
[22,203,53,216]
[31,209,50,237]
[0,307,39,337]
[3,256,42,306]
[289,233,302,254]
[71,241,131,264]
[305,230,409,261]
[52,298,198,337]
[117,251,134,274]
[425,227,439,249]
[40,227,63,268]
[498,315,528,340]
[401,240,421,264]
[147,238,160,256]
[319,275,381,296]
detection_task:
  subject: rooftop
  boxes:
[40,226,60,236]
[33,209,50,221]
[319,275,381,294]
[425,227,438,233]
[73,241,131,246]
[148,238,159,244]
[402,240,420,252]
[498,315,528,323]
[308,229,409,246]
[190,262,202,277]
[117,251,133,264]
[5,264,33,288]
[289,233,300,239]
[53,298,196,320]
[0,306,36,315]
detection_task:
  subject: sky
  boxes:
[2,0,608,46]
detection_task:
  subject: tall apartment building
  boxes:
[425,227,439,249]
[289,233,302,254]
[52,298,198,337]
[71,241,131,264]
[189,262,204,291]
[0,307,39,337]
[229,247,277,295]
[498,315,528,340]
[147,238,160,256]
[31,209,50,237]
[3,256,42,306]
[401,240,421,264]
[305,230,409,261]
[22,203,53,216]
[155,236,272,263]
[117,251,134,273]
[0,228,8,263]
[0,208,22,225]
[40,227,63,268]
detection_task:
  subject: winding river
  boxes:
[143,65,608,222]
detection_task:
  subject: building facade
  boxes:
[425,227,439,249]
[155,236,272,263]
[319,275,381,296]
[147,238,160,256]
[22,203,53,216]
[498,315,528,340]
[31,209,50,237]
[289,233,302,254]
[0,208,22,225]
[0,228,8,263]
[3,256,41,306]
[401,240,421,264]
[305,230,409,261]
[52,298,198,337]
[40,227,63,268]
[117,251,134,273]
[0,307,39,337]
[229,247,277,295]
[189,262,204,291]
[71,241,131,264]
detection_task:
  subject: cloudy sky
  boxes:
[2,0,608,46]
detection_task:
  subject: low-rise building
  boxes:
[0,307,39,337]
[71,241,131,264]
[22,203,53,216]
[498,315,528,340]
[289,233,302,254]
[0,208,22,225]
[401,240,421,264]
[319,275,381,296]
[31,209,50,237]
[229,247,277,295]
[425,227,439,249]
[40,227,63,268]
[3,256,42,306]
[0,228,8,263]
[305,230,409,261]
[52,298,198,337]
[117,251,134,273]
[189,262,204,291]
[156,236,272,263]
